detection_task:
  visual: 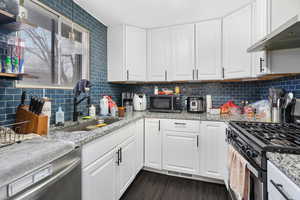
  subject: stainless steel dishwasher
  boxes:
[3,148,81,200]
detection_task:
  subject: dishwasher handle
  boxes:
[11,158,81,200]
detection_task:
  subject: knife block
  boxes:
[16,106,49,136]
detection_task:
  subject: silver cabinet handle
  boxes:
[222,67,225,78]
[165,70,167,81]
[127,70,129,80]
[196,69,199,80]
[197,135,199,147]
[174,122,186,125]
[192,69,195,80]
[119,148,122,163]
[270,180,293,200]
[158,120,161,131]
[11,158,80,200]
[116,149,120,166]
[260,57,265,73]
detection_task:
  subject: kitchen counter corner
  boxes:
[267,152,300,188]
[0,138,75,188]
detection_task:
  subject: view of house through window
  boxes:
[16,0,89,89]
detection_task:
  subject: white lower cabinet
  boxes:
[268,161,300,200]
[82,120,144,200]
[82,118,230,200]
[136,119,144,172]
[82,148,117,200]
[145,119,162,170]
[116,135,137,199]
[162,120,200,174]
[199,121,227,180]
[163,130,199,174]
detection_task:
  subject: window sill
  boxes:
[16,84,74,90]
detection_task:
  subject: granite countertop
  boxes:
[267,152,300,188]
[0,137,75,188]
[49,111,267,146]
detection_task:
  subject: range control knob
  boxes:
[246,149,258,158]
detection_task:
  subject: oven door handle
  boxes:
[246,163,260,177]
[11,158,80,200]
[270,180,294,200]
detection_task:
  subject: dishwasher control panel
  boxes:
[8,165,52,197]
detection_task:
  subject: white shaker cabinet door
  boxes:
[147,28,171,81]
[125,25,147,81]
[170,24,195,81]
[199,121,227,180]
[223,4,253,79]
[163,130,199,175]
[82,148,117,200]
[145,119,162,170]
[108,25,146,82]
[116,135,137,199]
[136,119,144,172]
[195,19,222,80]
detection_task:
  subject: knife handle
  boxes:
[21,91,26,106]
[29,97,34,112]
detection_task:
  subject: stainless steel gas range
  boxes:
[226,121,300,200]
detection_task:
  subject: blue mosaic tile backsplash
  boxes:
[123,75,300,108]
[0,0,123,125]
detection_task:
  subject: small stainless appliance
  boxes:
[187,97,205,113]
[292,98,300,124]
[133,93,147,111]
[149,95,182,113]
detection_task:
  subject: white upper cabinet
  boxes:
[252,0,269,76]
[269,0,300,32]
[223,4,253,79]
[253,0,268,42]
[195,19,222,80]
[170,24,195,81]
[147,28,171,81]
[108,24,146,82]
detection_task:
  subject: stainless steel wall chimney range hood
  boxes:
[248,14,300,52]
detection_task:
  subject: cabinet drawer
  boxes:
[268,161,300,200]
[162,119,200,133]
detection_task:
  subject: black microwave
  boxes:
[149,95,183,113]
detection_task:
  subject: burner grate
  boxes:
[234,122,300,148]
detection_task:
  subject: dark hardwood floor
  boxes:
[121,170,231,200]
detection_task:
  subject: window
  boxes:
[16,0,89,89]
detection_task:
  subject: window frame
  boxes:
[16,0,90,90]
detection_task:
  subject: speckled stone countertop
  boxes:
[267,152,300,188]
[49,111,266,146]
[0,137,74,188]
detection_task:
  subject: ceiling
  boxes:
[74,0,251,28]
